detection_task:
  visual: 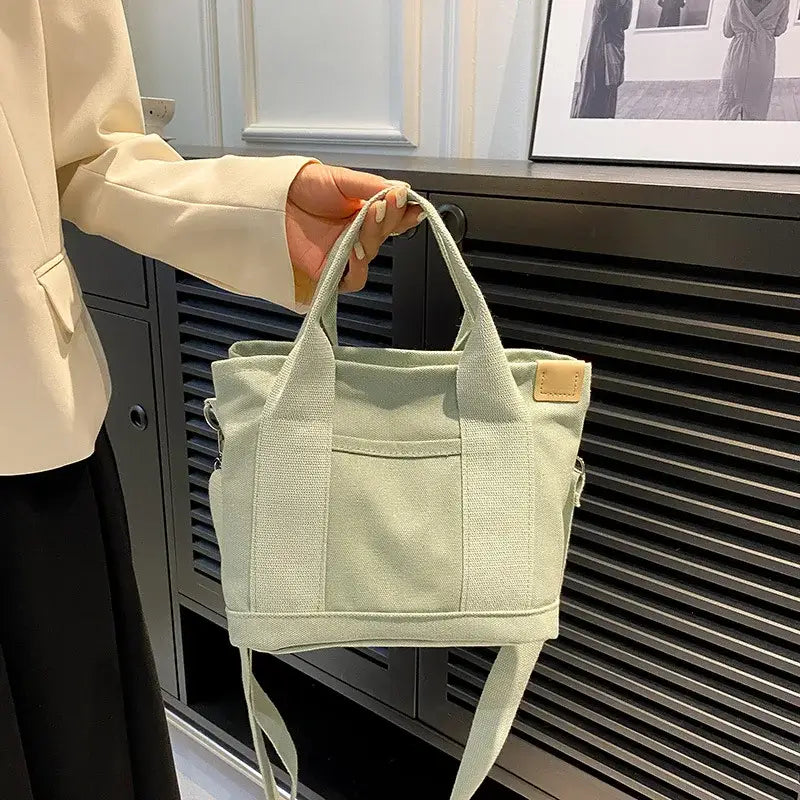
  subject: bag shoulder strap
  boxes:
[449,641,543,800]
[241,642,544,800]
[241,649,299,800]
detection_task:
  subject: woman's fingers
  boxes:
[329,166,407,207]
[340,248,369,293]
[339,188,426,293]
[393,204,426,235]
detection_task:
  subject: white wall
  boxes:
[473,0,548,158]
[625,0,800,82]
[575,0,800,83]
[122,0,800,157]
[122,0,222,145]
[122,0,545,159]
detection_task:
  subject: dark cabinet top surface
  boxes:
[176,144,800,220]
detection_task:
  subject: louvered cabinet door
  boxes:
[159,227,426,713]
[419,194,800,800]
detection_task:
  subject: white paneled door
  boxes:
[236,0,421,147]
[125,0,545,159]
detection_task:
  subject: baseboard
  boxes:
[166,708,284,797]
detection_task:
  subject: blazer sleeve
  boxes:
[41,0,315,311]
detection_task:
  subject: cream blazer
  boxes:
[1,1,314,475]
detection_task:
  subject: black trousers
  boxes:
[0,428,180,800]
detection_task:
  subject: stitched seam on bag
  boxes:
[265,638,552,654]
[537,369,579,398]
[528,420,536,610]
[249,415,269,612]
[318,437,332,613]
[332,448,458,457]
[331,436,461,458]
[225,601,560,620]
[562,469,581,572]
[228,349,572,363]
[459,422,470,612]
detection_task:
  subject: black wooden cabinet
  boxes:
[65,158,800,800]
[64,224,178,697]
[90,308,177,696]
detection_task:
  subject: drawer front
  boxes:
[64,221,148,306]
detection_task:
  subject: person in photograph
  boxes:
[658,0,687,26]
[572,0,634,118]
[717,0,791,119]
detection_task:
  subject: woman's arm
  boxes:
[722,2,735,38]
[775,0,790,36]
[43,0,315,311]
[620,0,633,30]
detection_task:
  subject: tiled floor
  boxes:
[167,712,267,800]
[571,77,800,120]
[616,78,800,121]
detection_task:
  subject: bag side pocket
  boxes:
[562,459,586,572]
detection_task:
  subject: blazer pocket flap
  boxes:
[35,254,84,336]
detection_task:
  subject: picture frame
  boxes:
[529,0,800,170]
[633,0,715,31]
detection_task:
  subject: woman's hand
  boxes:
[286,163,423,297]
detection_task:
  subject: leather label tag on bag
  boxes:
[534,361,585,403]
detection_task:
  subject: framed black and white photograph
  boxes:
[531,0,800,168]
[635,0,714,30]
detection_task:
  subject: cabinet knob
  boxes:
[436,203,467,245]
[391,225,418,241]
[129,404,148,431]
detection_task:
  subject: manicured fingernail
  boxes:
[416,212,426,224]
[375,200,387,224]
[353,240,366,261]
[395,187,408,208]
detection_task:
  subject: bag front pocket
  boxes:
[325,436,463,613]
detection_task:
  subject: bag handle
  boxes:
[266,188,525,426]
[308,188,484,349]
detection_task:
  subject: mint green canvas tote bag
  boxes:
[204,188,590,800]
